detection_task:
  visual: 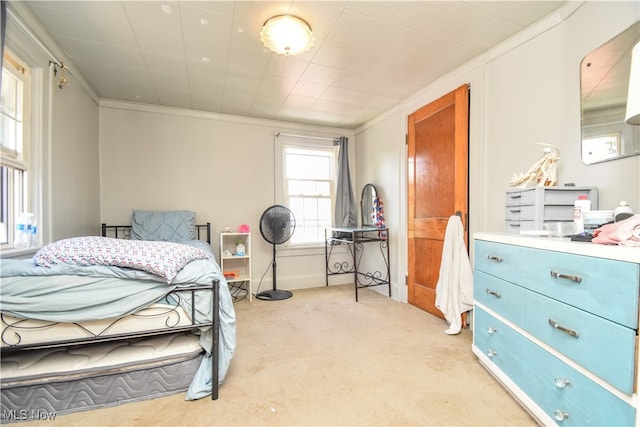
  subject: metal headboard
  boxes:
[101,223,211,244]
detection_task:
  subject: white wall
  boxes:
[483,1,640,232]
[355,1,640,303]
[354,109,407,301]
[99,102,355,292]
[50,73,100,240]
[4,2,100,246]
[8,1,637,300]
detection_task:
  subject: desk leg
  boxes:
[385,236,391,298]
[325,234,329,287]
[352,234,359,302]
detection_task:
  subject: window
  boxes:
[280,142,337,246]
[1,52,30,248]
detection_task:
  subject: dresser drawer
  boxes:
[473,306,526,385]
[476,306,636,426]
[521,289,636,394]
[475,240,640,329]
[474,271,524,325]
[520,334,636,426]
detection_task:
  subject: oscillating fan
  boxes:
[257,205,296,301]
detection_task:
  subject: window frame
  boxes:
[274,135,339,248]
[0,40,44,255]
[1,50,31,250]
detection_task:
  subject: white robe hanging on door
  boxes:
[435,215,474,335]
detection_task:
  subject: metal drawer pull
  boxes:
[550,270,582,283]
[548,319,579,338]
[554,378,571,388]
[553,409,569,422]
[509,194,522,200]
[487,255,503,262]
[487,326,497,334]
[487,349,497,358]
[486,288,501,298]
[509,209,521,213]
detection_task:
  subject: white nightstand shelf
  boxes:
[220,232,252,301]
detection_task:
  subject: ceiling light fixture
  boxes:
[260,14,314,56]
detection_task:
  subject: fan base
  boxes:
[256,289,293,301]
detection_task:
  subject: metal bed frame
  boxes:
[1,223,221,400]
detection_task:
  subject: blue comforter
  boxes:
[0,240,236,400]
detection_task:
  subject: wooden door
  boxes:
[407,84,469,318]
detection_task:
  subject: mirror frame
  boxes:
[580,21,640,165]
[360,183,378,227]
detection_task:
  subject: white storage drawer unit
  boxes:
[505,187,598,233]
[472,233,640,426]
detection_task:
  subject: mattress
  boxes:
[1,333,203,423]
[1,303,193,348]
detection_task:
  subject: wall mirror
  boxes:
[580,21,640,165]
[360,183,378,226]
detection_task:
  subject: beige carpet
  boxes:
[17,284,535,426]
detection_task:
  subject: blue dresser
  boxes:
[473,233,640,426]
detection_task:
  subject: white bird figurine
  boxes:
[510,143,560,188]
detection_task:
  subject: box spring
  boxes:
[1,333,203,423]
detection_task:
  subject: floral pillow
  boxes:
[33,236,209,283]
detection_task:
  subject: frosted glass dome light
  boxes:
[260,15,314,56]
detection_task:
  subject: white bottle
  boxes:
[614,201,633,221]
[28,218,38,247]
[13,213,31,249]
[573,195,591,234]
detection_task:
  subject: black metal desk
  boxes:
[324,227,390,301]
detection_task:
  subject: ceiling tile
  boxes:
[122,1,182,33]
[427,3,497,45]
[300,63,341,86]
[56,37,146,68]
[179,4,234,41]
[291,80,327,98]
[258,76,298,96]
[107,64,152,87]
[65,1,129,21]
[142,52,188,77]
[284,94,317,109]
[390,2,459,33]
[227,48,270,77]
[22,0,568,129]
[133,27,185,55]
[345,1,405,21]
[186,58,227,83]
[326,10,386,49]
[150,71,190,94]
[265,55,309,80]
[498,1,566,27]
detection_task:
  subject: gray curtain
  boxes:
[333,137,356,234]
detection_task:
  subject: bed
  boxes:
[0,210,236,422]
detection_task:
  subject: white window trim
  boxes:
[274,133,339,251]
[1,12,51,256]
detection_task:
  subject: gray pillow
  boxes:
[131,209,196,242]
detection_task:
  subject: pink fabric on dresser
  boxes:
[591,214,640,246]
